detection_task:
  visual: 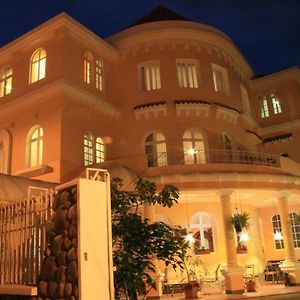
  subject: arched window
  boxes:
[95,60,103,91]
[272,213,300,249]
[83,51,93,84]
[84,132,94,166]
[0,66,13,97]
[183,130,205,164]
[270,93,282,115]
[29,48,46,83]
[26,126,43,167]
[260,96,269,118]
[190,212,214,254]
[145,132,167,167]
[96,137,105,163]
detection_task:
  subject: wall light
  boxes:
[274,231,283,240]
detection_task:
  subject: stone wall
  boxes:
[37,186,78,300]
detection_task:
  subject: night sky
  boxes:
[1,0,299,76]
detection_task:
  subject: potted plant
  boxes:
[229,211,250,253]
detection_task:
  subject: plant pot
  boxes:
[182,281,199,299]
[195,248,210,255]
[237,247,247,254]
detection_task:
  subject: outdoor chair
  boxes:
[200,264,225,294]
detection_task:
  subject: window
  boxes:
[271,93,282,115]
[223,133,232,151]
[84,132,94,166]
[183,130,205,164]
[145,132,167,167]
[139,61,161,91]
[29,48,46,83]
[96,137,105,163]
[84,51,93,84]
[240,85,251,114]
[212,63,230,95]
[95,60,103,91]
[190,212,214,254]
[26,126,43,168]
[176,60,198,88]
[260,96,269,118]
[0,66,13,97]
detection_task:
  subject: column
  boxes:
[144,204,162,299]
[218,189,244,294]
[277,191,300,284]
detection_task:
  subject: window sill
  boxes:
[14,164,53,178]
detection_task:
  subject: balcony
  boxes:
[147,150,280,168]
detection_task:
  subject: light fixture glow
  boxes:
[274,231,283,240]
[239,230,249,242]
[185,232,195,243]
[187,148,197,156]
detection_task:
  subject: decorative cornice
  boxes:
[175,100,210,117]
[133,101,167,121]
[263,133,293,145]
[215,106,239,124]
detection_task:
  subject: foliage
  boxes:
[229,211,251,233]
[111,177,190,300]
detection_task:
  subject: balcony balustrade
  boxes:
[147,149,280,168]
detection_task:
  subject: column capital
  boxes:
[274,190,292,200]
[217,188,234,198]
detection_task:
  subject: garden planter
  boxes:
[182,281,199,299]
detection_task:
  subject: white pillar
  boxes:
[218,189,244,294]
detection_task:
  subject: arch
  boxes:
[84,132,94,166]
[25,125,44,168]
[144,131,167,167]
[190,212,215,254]
[0,66,13,97]
[0,129,12,174]
[29,48,46,83]
[83,51,93,84]
[183,129,206,164]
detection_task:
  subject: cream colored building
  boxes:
[1,6,300,295]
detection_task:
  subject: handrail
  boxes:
[146,149,280,168]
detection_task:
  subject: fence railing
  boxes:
[0,191,53,285]
[147,150,280,168]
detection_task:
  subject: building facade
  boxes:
[1,7,300,295]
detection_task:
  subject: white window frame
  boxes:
[84,51,93,84]
[176,59,199,88]
[271,93,282,115]
[96,137,105,163]
[29,48,46,84]
[183,129,205,164]
[145,132,167,167]
[84,132,94,166]
[260,96,270,118]
[212,63,230,95]
[26,126,44,168]
[95,60,104,91]
[138,61,161,91]
[0,66,13,97]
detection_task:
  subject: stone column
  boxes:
[277,191,300,284]
[144,204,162,299]
[218,189,244,294]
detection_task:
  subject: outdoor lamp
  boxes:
[185,232,195,243]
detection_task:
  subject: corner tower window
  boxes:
[0,67,13,97]
[183,130,205,164]
[260,96,270,118]
[84,51,93,84]
[212,63,230,95]
[29,48,46,83]
[84,132,94,166]
[271,93,282,115]
[176,60,198,88]
[26,126,43,168]
[139,61,161,91]
[145,132,167,167]
[95,60,103,91]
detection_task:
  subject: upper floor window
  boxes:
[271,93,282,115]
[84,132,94,166]
[0,66,13,97]
[212,63,230,95]
[95,60,103,91]
[145,132,167,167]
[96,137,105,163]
[190,212,215,254]
[84,51,93,84]
[183,130,205,164]
[176,60,198,88]
[272,214,284,249]
[260,96,269,118]
[29,48,46,84]
[240,85,251,114]
[26,126,43,168]
[139,61,161,91]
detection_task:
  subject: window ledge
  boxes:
[14,164,53,178]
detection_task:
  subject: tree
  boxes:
[111,177,189,300]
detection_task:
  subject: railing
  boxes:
[146,150,280,168]
[0,191,53,285]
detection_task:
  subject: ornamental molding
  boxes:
[215,106,240,124]
[133,102,167,121]
[175,100,210,117]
